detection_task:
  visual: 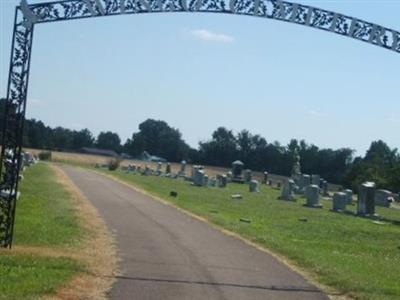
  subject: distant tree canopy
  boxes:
[344,140,400,192]
[197,128,355,184]
[124,119,190,162]
[96,131,120,152]
[0,98,398,192]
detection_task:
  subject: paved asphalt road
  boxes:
[63,166,328,300]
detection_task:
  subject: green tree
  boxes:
[344,141,399,191]
[71,129,94,149]
[199,127,237,167]
[124,119,190,161]
[96,131,121,152]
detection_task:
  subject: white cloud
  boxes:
[387,114,400,124]
[307,109,325,117]
[190,29,234,43]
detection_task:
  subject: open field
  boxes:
[97,168,400,300]
[0,162,117,299]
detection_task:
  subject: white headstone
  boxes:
[249,180,259,193]
[357,182,376,216]
[305,185,322,208]
[375,189,393,208]
[344,189,353,204]
[332,192,347,211]
[280,179,296,201]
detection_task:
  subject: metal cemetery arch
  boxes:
[1,0,399,248]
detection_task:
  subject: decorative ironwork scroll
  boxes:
[0,5,34,248]
[26,0,400,53]
[0,0,399,248]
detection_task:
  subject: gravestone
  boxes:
[144,165,152,176]
[296,174,311,194]
[231,160,244,183]
[344,189,353,204]
[191,165,203,181]
[1,190,21,201]
[209,178,216,187]
[22,152,35,167]
[332,192,347,211]
[394,193,400,203]
[217,174,227,188]
[311,174,320,186]
[280,179,296,201]
[305,185,322,208]
[375,190,393,207]
[226,171,233,182]
[191,165,199,180]
[321,180,329,196]
[165,163,171,175]
[179,160,187,176]
[357,182,376,216]
[249,180,259,193]
[193,169,204,186]
[191,165,197,179]
[202,175,209,187]
[243,169,252,183]
[156,162,162,175]
[263,171,268,184]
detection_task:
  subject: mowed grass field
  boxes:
[0,163,84,299]
[100,168,400,300]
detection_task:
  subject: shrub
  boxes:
[108,157,122,171]
[38,151,52,161]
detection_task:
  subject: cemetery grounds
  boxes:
[4,149,400,300]
[99,168,400,300]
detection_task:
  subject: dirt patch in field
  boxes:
[41,164,119,300]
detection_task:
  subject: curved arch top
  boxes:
[20,0,400,54]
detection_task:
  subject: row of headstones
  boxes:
[293,174,329,196]
[281,180,352,207]
[192,166,261,192]
[122,161,188,178]
[121,162,399,205]
[1,151,37,201]
[334,185,397,210]
[280,180,395,216]
[17,151,37,184]
[192,166,227,188]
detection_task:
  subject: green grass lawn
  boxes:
[102,169,400,300]
[0,163,84,299]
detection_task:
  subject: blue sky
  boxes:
[1,0,399,156]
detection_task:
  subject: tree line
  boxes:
[0,99,398,192]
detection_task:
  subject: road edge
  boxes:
[45,163,119,300]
